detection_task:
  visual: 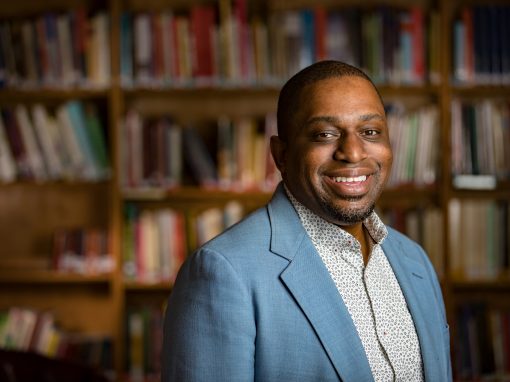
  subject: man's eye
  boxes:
[316,132,336,139]
[363,129,379,136]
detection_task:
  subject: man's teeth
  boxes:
[333,175,367,183]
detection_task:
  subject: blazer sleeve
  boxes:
[161,247,256,382]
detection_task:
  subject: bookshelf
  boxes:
[0,0,509,380]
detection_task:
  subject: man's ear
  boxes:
[270,135,287,174]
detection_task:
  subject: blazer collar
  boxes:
[382,235,448,382]
[267,184,375,381]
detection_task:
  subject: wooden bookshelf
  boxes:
[0,0,509,380]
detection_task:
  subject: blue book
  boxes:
[120,12,133,86]
[66,101,100,180]
[300,9,315,70]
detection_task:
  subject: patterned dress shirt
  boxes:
[286,188,424,382]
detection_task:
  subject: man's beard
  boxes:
[318,193,375,225]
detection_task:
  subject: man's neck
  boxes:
[340,223,373,265]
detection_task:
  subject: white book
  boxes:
[157,209,173,281]
[134,13,152,85]
[0,115,17,182]
[15,104,48,181]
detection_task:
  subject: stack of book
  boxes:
[119,3,436,87]
[120,111,279,192]
[451,99,510,190]
[123,205,187,283]
[386,103,439,188]
[125,305,164,382]
[0,307,113,372]
[52,227,113,275]
[0,10,110,88]
[449,199,510,280]
[0,101,110,183]
[455,303,510,381]
[452,5,510,84]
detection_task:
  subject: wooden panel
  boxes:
[0,183,110,258]
[0,284,116,334]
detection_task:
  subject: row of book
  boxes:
[122,202,244,283]
[0,101,110,183]
[120,111,279,192]
[451,99,510,189]
[120,3,437,87]
[380,206,443,277]
[125,305,164,382]
[386,104,439,188]
[454,303,510,380]
[52,227,113,275]
[123,205,186,283]
[449,200,510,280]
[0,11,110,88]
[0,307,113,372]
[453,5,510,84]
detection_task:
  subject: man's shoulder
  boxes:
[384,226,427,259]
[202,204,272,254]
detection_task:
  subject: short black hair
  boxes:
[276,60,382,140]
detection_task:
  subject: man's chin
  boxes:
[319,199,375,225]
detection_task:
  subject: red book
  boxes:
[314,6,327,61]
[410,7,425,82]
[234,0,248,79]
[191,5,215,78]
[462,7,474,81]
[170,14,180,79]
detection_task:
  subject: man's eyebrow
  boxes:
[305,114,385,126]
[359,113,385,122]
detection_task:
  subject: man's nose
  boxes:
[333,134,368,163]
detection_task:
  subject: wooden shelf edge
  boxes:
[0,271,114,285]
[450,278,510,290]
[0,87,110,101]
[122,186,274,202]
[123,280,173,291]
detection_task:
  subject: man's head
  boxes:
[271,60,392,227]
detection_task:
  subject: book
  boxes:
[0,113,16,182]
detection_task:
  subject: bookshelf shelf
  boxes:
[0,271,113,285]
[448,186,510,201]
[451,278,510,291]
[122,187,273,203]
[451,85,510,97]
[123,280,173,291]
[0,180,110,190]
[0,88,110,102]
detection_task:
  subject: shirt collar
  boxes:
[284,185,388,245]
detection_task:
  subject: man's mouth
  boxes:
[332,175,367,183]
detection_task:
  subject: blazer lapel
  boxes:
[382,235,447,382]
[268,186,374,382]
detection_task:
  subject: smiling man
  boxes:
[162,61,452,382]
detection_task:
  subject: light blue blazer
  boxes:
[162,184,452,381]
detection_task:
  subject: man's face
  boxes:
[272,76,393,226]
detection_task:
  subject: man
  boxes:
[162,61,452,381]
